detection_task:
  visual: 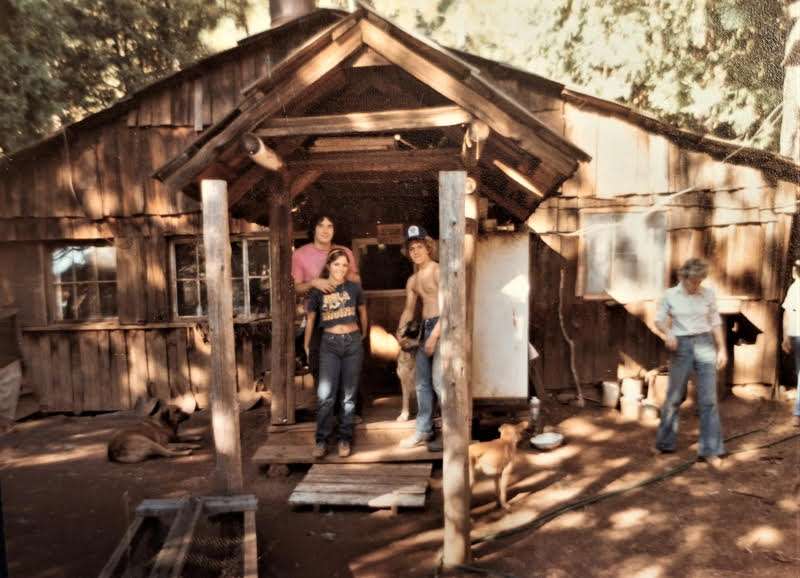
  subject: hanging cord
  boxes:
[558,267,584,407]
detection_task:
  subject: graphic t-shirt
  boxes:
[306,281,364,329]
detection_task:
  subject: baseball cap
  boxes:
[405,225,428,244]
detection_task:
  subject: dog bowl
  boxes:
[530,432,564,450]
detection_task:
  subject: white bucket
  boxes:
[602,381,620,408]
[621,378,643,399]
[619,395,642,421]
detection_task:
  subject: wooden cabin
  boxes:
[1,4,797,437]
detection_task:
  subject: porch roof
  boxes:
[153,4,592,222]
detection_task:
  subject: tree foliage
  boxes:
[1,0,248,155]
[371,0,786,151]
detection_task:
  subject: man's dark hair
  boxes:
[308,214,336,241]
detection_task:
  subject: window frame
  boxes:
[169,234,271,321]
[47,242,119,323]
[576,208,671,301]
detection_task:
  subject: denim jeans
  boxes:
[656,333,725,457]
[415,317,442,436]
[791,337,800,417]
[316,331,363,443]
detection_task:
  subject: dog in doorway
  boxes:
[395,320,420,421]
[107,401,203,463]
[468,421,529,511]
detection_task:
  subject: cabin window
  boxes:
[50,244,117,321]
[171,237,270,318]
[579,211,667,300]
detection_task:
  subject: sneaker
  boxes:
[426,437,443,452]
[338,440,352,458]
[399,432,432,449]
[702,455,725,471]
[312,442,327,459]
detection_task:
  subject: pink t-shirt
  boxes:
[291,243,359,284]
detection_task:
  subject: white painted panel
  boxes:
[472,233,529,399]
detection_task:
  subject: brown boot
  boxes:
[338,440,352,458]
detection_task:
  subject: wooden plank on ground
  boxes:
[97,515,146,578]
[252,443,442,464]
[148,498,203,578]
[146,331,170,400]
[289,463,432,508]
[110,330,131,409]
[243,510,258,578]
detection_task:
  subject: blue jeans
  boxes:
[791,337,800,417]
[415,317,442,436]
[316,331,363,443]
[656,333,725,457]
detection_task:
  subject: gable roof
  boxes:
[153,5,591,202]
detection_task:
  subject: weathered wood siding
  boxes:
[527,105,795,389]
[20,328,261,412]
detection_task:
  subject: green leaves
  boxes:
[1,0,244,155]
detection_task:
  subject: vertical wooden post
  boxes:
[438,170,472,568]
[201,179,244,494]
[269,182,295,425]
[464,176,478,425]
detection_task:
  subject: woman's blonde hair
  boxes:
[678,257,709,279]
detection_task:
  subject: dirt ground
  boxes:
[1,390,798,578]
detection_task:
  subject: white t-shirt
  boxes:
[655,283,722,336]
[782,279,800,337]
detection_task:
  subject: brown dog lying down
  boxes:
[468,421,529,511]
[107,402,203,463]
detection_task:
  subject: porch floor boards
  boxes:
[252,395,443,465]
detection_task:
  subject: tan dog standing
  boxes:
[395,320,420,421]
[468,421,529,511]
[107,402,203,463]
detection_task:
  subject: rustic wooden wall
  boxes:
[526,104,795,390]
[20,327,260,412]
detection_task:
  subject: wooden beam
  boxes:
[201,179,244,493]
[351,46,392,67]
[437,170,472,568]
[242,134,285,172]
[480,182,531,221]
[253,105,471,138]
[360,18,580,176]
[288,148,462,174]
[228,164,266,207]
[163,23,363,193]
[269,182,294,425]
[290,170,322,199]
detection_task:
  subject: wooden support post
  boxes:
[201,179,244,494]
[269,182,295,425]
[438,170,472,568]
[464,176,478,425]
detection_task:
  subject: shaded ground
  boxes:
[1,392,798,578]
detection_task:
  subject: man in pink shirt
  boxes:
[292,215,360,294]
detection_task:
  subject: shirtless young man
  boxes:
[396,225,442,449]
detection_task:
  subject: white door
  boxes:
[472,233,530,399]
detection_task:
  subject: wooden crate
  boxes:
[98,495,258,578]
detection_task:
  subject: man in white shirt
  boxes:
[653,258,727,468]
[780,259,800,427]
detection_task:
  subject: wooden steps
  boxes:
[289,463,432,511]
[253,396,442,465]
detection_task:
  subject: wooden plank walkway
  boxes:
[289,463,432,511]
